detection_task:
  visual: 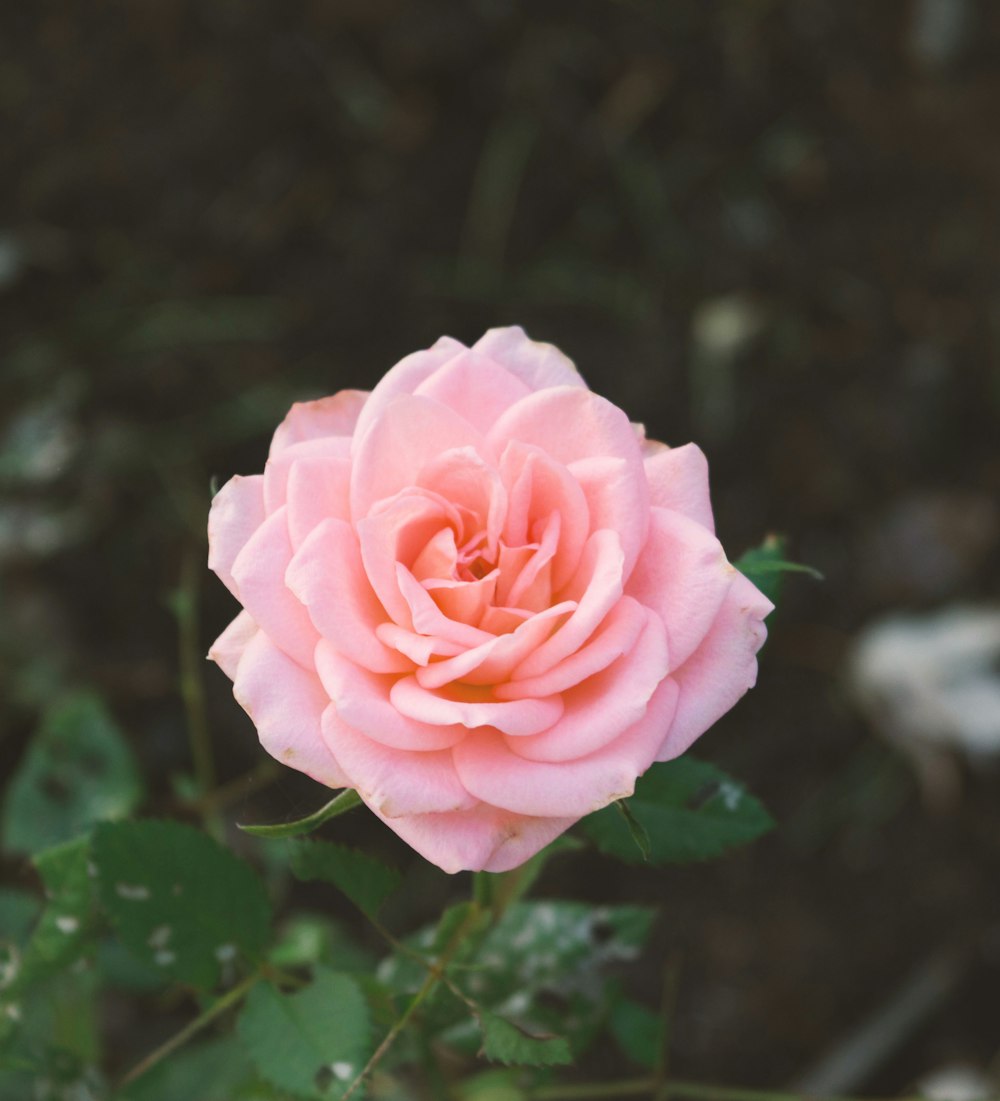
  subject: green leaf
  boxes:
[0,891,40,947]
[14,837,97,992]
[1,693,143,854]
[733,534,822,604]
[477,1011,572,1067]
[238,789,361,838]
[453,1070,527,1101]
[118,1035,261,1101]
[288,840,401,921]
[93,820,272,989]
[580,756,774,865]
[609,996,663,1069]
[237,968,370,1100]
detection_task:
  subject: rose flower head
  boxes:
[208,327,773,872]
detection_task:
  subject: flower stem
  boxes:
[118,969,261,1088]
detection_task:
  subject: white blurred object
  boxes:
[848,607,1000,805]
[917,1063,996,1101]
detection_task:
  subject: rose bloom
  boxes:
[208,327,772,873]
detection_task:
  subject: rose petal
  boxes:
[314,640,467,751]
[488,385,644,474]
[473,326,587,392]
[208,475,266,599]
[233,632,348,787]
[322,708,477,817]
[375,623,465,664]
[414,350,533,433]
[511,529,625,680]
[351,336,467,452]
[416,447,507,561]
[351,393,488,520]
[286,517,411,674]
[391,677,564,736]
[208,611,258,681]
[626,507,733,672]
[655,572,772,761]
[230,507,320,670]
[497,595,646,700]
[264,436,351,514]
[396,565,495,649]
[503,610,669,762]
[285,454,353,546]
[369,802,576,874]
[414,601,575,689]
[499,442,589,592]
[643,443,715,533]
[568,454,649,577]
[269,390,368,456]
[452,676,679,817]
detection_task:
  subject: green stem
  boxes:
[118,970,261,1088]
[342,904,483,1101]
[176,545,216,800]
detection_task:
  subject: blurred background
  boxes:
[2,0,999,1093]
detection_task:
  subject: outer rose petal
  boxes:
[264,436,351,514]
[286,455,352,546]
[626,507,732,673]
[208,611,258,681]
[230,507,320,670]
[207,475,266,599]
[452,677,679,817]
[369,803,577,875]
[233,632,348,788]
[473,326,587,392]
[413,351,533,433]
[322,707,477,817]
[351,336,466,450]
[643,442,715,533]
[270,390,369,456]
[656,571,773,761]
[350,394,487,520]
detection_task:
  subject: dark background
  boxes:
[2,0,999,1090]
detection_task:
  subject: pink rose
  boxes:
[208,327,772,873]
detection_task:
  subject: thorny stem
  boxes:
[118,969,262,1088]
[342,903,485,1101]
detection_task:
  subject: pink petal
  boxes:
[233,631,348,787]
[351,336,467,452]
[626,507,733,673]
[503,610,669,762]
[391,677,564,736]
[207,475,266,600]
[511,529,625,680]
[644,443,715,533]
[487,385,643,476]
[264,437,351,514]
[230,507,320,670]
[396,565,494,649]
[499,442,589,592]
[498,595,646,700]
[285,455,353,546]
[357,491,458,628]
[425,572,498,627]
[416,447,507,559]
[368,802,576,874]
[314,640,467,751]
[472,326,588,392]
[452,676,679,817]
[414,350,533,432]
[285,518,411,674]
[350,394,488,520]
[414,602,575,689]
[208,611,258,681]
[269,390,369,456]
[376,623,465,664]
[568,455,649,578]
[321,708,477,817]
[655,571,773,761]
